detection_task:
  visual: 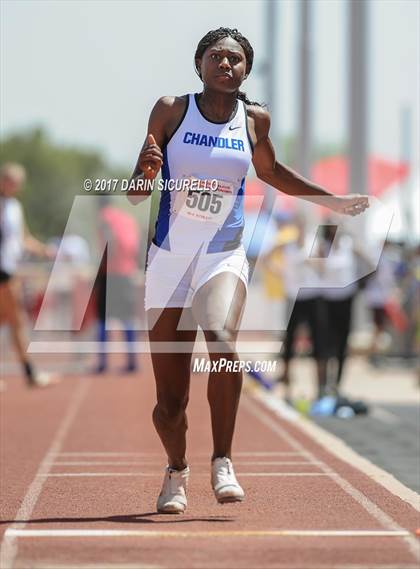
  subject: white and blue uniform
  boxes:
[145,93,254,310]
[0,197,24,277]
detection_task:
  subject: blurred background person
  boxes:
[264,216,328,400]
[48,233,91,331]
[320,224,359,394]
[260,212,296,330]
[411,246,420,385]
[385,243,416,362]
[0,162,56,387]
[364,240,398,364]
[53,233,91,265]
[94,195,140,374]
[319,224,372,413]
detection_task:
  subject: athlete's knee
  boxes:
[205,327,238,354]
[153,395,189,428]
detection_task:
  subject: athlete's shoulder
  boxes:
[152,95,189,116]
[244,104,270,145]
[148,95,189,146]
[245,104,270,131]
[151,96,189,141]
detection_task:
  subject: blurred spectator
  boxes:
[412,246,420,384]
[0,162,57,387]
[394,245,419,361]
[320,225,365,394]
[260,213,297,332]
[52,233,91,265]
[94,196,140,374]
[45,234,92,331]
[310,224,378,416]
[364,241,397,362]
[264,216,328,398]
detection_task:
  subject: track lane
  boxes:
[1,357,419,568]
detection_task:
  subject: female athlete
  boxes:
[128,27,368,514]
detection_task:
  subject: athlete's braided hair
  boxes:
[194,27,263,107]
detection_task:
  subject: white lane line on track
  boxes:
[26,565,420,569]
[253,393,420,513]
[4,528,413,538]
[32,566,163,569]
[28,340,283,353]
[243,394,420,562]
[0,378,90,569]
[52,460,319,466]
[38,472,334,477]
[54,451,304,457]
[52,461,166,466]
[30,565,164,569]
[55,452,162,457]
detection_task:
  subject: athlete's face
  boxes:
[197,37,248,93]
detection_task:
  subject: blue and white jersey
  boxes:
[153,93,253,254]
[0,197,24,274]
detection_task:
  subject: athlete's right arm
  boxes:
[127,96,184,204]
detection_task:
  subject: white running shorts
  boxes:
[145,242,249,310]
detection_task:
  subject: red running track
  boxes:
[1,357,419,569]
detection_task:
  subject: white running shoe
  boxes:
[211,457,245,504]
[156,465,189,514]
[29,372,60,388]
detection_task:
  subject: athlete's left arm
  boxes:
[250,107,369,216]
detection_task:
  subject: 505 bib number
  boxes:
[185,190,222,214]
[177,177,235,225]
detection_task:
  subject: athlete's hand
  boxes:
[329,194,370,216]
[139,134,163,180]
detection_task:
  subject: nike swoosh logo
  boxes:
[229,125,241,131]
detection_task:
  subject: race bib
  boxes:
[175,177,235,226]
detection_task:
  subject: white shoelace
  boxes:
[214,458,236,483]
[166,468,188,494]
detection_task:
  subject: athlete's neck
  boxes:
[197,89,238,123]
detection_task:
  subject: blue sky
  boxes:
[1,0,419,171]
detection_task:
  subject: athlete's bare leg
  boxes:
[192,272,247,461]
[148,307,197,471]
[0,278,30,364]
